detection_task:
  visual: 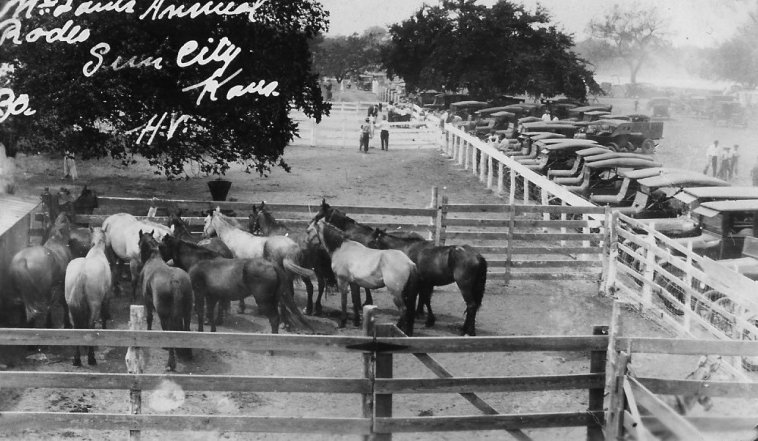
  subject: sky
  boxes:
[319,0,755,48]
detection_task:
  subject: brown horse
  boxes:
[249,202,336,316]
[138,230,193,371]
[8,212,73,328]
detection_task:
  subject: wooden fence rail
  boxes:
[0,306,611,440]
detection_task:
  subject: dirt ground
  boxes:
[2,91,756,440]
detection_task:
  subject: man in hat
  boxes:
[541,109,551,122]
[359,117,371,153]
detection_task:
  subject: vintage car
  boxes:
[522,139,599,172]
[519,121,578,139]
[547,146,610,179]
[504,132,566,158]
[566,104,613,120]
[647,97,671,118]
[489,95,525,107]
[576,117,663,153]
[712,101,748,128]
[413,90,440,107]
[558,157,662,198]
[674,186,758,211]
[425,93,470,111]
[691,199,758,260]
[553,152,659,186]
[471,107,516,137]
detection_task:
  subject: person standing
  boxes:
[705,140,719,176]
[718,144,733,180]
[732,144,740,177]
[359,118,371,153]
[63,150,78,181]
[541,109,552,122]
[377,116,390,151]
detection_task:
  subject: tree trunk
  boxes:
[0,143,15,194]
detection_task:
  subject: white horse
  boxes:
[65,228,112,366]
[102,213,172,300]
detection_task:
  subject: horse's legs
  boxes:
[208,297,219,332]
[129,260,140,303]
[303,277,314,315]
[314,276,325,316]
[419,285,436,328]
[145,301,154,331]
[158,315,177,371]
[87,346,97,366]
[237,299,246,314]
[72,345,82,367]
[337,280,349,328]
[363,288,373,307]
[350,283,362,327]
[56,285,72,329]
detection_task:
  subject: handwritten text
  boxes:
[0,88,36,123]
[133,112,191,144]
[83,42,164,77]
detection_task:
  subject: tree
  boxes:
[702,14,758,88]
[381,0,599,100]
[311,28,386,84]
[0,1,330,179]
[587,4,670,86]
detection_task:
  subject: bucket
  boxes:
[207,179,232,201]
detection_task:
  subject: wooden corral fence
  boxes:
[603,302,758,440]
[606,212,758,377]
[0,305,611,440]
[69,191,606,282]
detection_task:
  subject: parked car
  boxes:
[425,93,470,111]
[577,117,663,153]
[559,157,662,198]
[566,104,613,120]
[527,139,600,173]
[711,101,748,128]
[647,97,671,118]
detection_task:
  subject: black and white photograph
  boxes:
[1,0,758,439]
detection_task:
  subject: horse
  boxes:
[368,228,487,336]
[102,213,173,300]
[138,230,193,372]
[203,209,315,282]
[308,199,425,316]
[249,202,336,316]
[188,255,313,334]
[64,227,111,366]
[8,212,73,328]
[307,219,418,335]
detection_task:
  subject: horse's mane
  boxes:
[215,211,242,229]
[319,221,346,251]
[139,232,161,262]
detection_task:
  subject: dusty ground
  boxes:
[2,91,755,440]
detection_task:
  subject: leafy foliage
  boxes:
[702,16,758,88]
[587,4,670,85]
[0,1,330,178]
[311,27,386,83]
[381,0,600,100]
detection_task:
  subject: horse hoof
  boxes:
[314,307,323,317]
[88,358,97,366]
[72,359,82,367]
[425,317,436,328]
[304,307,313,316]
[165,365,175,372]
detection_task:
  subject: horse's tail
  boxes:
[170,277,193,359]
[400,264,420,336]
[10,258,42,324]
[472,253,487,309]
[282,257,316,279]
[275,267,314,334]
[66,272,90,330]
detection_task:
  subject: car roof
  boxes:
[475,106,515,115]
[584,110,611,116]
[637,173,729,189]
[526,133,567,141]
[694,199,758,217]
[539,140,599,150]
[619,167,696,179]
[680,186,758,199]
[490,111,516,117]
[585,158,662,169]
[585,152,657,163]
[575,147,613,157]
[450,101,488,107]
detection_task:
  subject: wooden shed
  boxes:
[0,195,42,304]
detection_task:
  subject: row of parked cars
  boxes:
[435,97,664,154]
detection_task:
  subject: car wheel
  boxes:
[608,142,620,152]
[626,141,637,152]
[641,139,655,154]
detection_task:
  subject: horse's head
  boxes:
[48,211,72,241]
[73,185,98,214]
[368,228,389,249]
[138,229,160,263]
[202,212,216,238]
[311,198,331,225]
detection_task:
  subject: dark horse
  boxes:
[138,231,193,371]
[249,202,336,316]
[369,228,487,336]
[8,212,73,328]
[57,186,99,258]
[309,199,426,322]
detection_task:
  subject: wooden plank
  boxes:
[638,377,758,398]
[375,374,604,394]
[623,410,655,441]
[510,233,603,241]
[587,326,608,441]
[374,323,393,441]
[445,204,604,214]
[618,337,758,356]
[0,329,372,352]
[489,272,601,281]
[377,335,608,353]
[0,412,372,434]
[374,411,603,433]
[488,260,603,268]
[512,219,591,229]
[625,377,706,441]
[641,416,758,433]
[0,371,370,393]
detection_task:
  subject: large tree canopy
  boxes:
[0,0,330,178]
[311,27,386,84]
[381,0,599,100]
[702,13,758,88]
[587,4,669,86]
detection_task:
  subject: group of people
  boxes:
[359,103,390,153]
[704,140,740,181]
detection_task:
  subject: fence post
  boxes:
[588,325,609,441]
[471,144,478,176]
[683,240,694,332]
[600,206,613,293]
[126,305,146,441]
[540,189,549,230]
[560,201,568,248]
[641,226,656,307]
[487,155,494,189]
[362,305,377,441]
[509,171,516,205]
[479,152,487,182]
[435,194,448,246]
[506,203,515,282]
[522,178,529,203]
[374,323,394,441]
[604,302,626,441]
[497,162,504,196]
[462,140,468,168]
[429,186,438,241]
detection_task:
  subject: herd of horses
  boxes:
[3,188,488,371]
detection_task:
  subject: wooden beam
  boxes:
[625,377,705,441]
[375,373,604,394]
[374,412,603,433]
